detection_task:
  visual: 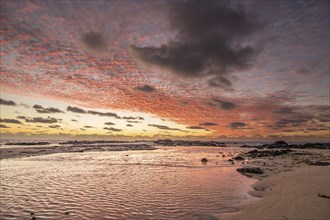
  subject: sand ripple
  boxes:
[0,147,256,219]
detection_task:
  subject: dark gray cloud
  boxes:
[148,124,181,131]
[67,106,87,114]
[123,116,136,120]
[274,119,309,128]
[71,119,78,122]
[33,104,64,113]
[81,31,107,54]
[0,118,22,124]
[25,117,58,124]
[134,85,156,93]
[127,120,141,123]
[230,122,247,129]
[275,107,296,114]
[199,122,218,126]
[49,125,61,128]
[88,110,121,119]
[209,99,237,110]
[84,126,94,128]
[187,126,207,130]
[126,124,133,127]
[17,116,26,119]
[0,124,10,128]
[103,127,122,132]
[0,98,17,106]
[105,122,115,126]
[306,128,328,131]
[130,1,264,89]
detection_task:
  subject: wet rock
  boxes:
[269,140,288,148]
[201,158,208,163]
[245,149,292,158]
[318,193,330,199]
[307,161,330,166]
[237,167,264,175]
[232,156,244,160]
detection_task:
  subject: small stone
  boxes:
[201,158,208,163]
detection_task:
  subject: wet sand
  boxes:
[226,148,330,220]
[1,144,329,220]
[0,144,155,160]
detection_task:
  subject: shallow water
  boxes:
[0,146,257,220]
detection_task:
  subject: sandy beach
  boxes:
[1,143,329,219]
[227,149,330,220]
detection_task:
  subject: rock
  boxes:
[269,140,288,148]
[232,156,244,160]
[201,158,208,163]
[245,149,292,158]
[30,212,34,216]
[64,211,70,215]
[32,217,37,220]
[228,159,234,162]
[237,167,264,175]
[307,161,330,166]
[318,193,330,199]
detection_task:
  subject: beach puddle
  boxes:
[0,146,258,219]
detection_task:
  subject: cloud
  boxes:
[0,118,22,124]
[199,122,218,126]
[49,125,60,128]
[33,104,64,113]
[81,31,107,54]
[0,124,10,128]
[88,110,121,119]
[134,85,156,93]
[0,98,17,106]
[25,117,58,124]
[17,116,26,119]
[123,116,136,120]
[230,122,247,129]
[148,124,181,131]
[105,122,115,126]
[275,107,296,114]
[210,99,237,110]
[84,126,94,128]
[130,1,264,89]
[187,125,206,130]
[103,127,122,132]
[71,119,78,122]
[127,120,141,123]
[274,119,309,128]
[127,124,133,127]
[67,106,87,113]
[306,128,328,131]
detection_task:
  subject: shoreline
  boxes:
[227,166,330,220]
[224,148,330,220]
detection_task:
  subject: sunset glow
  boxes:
[1,0,329,142]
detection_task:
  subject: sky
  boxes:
[0,0,329,141]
